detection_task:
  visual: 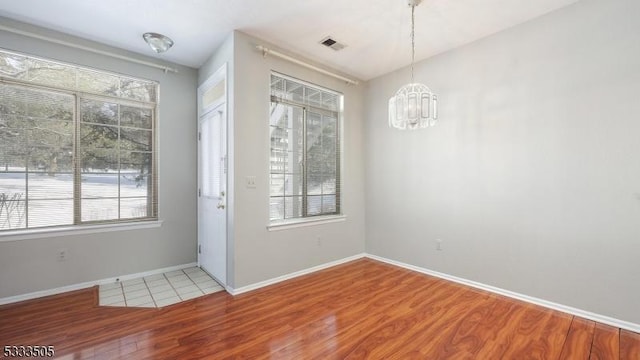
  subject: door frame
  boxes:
[197,63,228,288]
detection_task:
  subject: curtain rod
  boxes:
[256,45,358,86]
[0,24,179,74]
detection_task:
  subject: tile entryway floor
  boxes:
[98,267,223,308]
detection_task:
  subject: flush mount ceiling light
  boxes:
[389,0,438,130]
[143,32,174,53]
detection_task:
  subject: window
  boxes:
[269,73,342,222]
[0,49,157,232]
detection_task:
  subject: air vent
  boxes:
[319,36,346,51]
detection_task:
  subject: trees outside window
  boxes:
[0,50,157,231]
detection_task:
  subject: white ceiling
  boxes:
[0,0,579,80]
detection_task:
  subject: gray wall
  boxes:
[198,31,367,289]
[365,0,640,324]
[0,19,199,298]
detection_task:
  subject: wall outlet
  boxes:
[316,236,322,247]
[57,248,68,262]
[246,176,257,189]
[436,239,443,251]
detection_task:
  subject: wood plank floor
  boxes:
[1,259,638,359]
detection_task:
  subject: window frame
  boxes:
[0,49,159,235]
[268,72,343,226]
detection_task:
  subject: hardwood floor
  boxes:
[1,259,638,359]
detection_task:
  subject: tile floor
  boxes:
[98,267,223,308]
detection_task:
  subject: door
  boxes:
[198,64,227,286]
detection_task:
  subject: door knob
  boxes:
[217,203,225,209]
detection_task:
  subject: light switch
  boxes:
[246,176,256,189]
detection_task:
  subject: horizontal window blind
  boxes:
[0,49,158,232]
[269,73,342,222]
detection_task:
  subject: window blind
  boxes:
[269,73,342,221]
[0,49,158,231]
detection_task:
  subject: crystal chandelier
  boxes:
[389,0,438,130]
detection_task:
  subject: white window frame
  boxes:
[0,49,159,237]
[268,72,343,228]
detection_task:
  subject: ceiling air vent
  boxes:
[320,36,346,51]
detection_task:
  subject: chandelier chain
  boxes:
[411,4,415,83]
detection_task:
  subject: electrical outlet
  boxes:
[246,176,257,189]
[316,236,322,247]
[57,248,68,262]
[436,239,443,251]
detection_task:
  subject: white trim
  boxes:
[227,253,365,295]
[267,215,347,231]
[197,62,229,287]
[0,262,196,306]
[0,220,163,243]
[4,251,637,333]
[198,63,227,117]
[365,254,640,334]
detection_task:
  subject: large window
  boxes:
[269,73,342,222]
[0,49,157,231]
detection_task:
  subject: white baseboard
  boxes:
[4,253,639,334]
[228,253,366,295]
[365,253,640,334]
[0,262,197,306]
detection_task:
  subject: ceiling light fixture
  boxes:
[143,32,174,53]
[388,0,438,130]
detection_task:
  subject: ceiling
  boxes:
[0,0,579,81]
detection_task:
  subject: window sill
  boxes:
[0,220,163,242]
[267,215,346,231]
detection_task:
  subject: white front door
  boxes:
[197,65,227,286]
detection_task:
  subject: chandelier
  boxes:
[388,0,438,130]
